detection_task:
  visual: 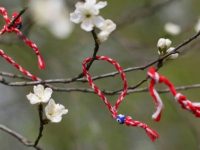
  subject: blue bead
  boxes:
[116,114,125,124]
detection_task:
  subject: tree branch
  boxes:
[34,104,46,147]
[0,29,199,87]
[0,124,42,150]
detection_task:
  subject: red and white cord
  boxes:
[0,7,43,80]
[0,49,40,81]
[148,67,200,121]
[0,7,45,69]
[83,56,159,141]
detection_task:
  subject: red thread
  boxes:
[0,7,45,69]
[0,49,40,81]
[148,67,200,121]
[82,56,159,141]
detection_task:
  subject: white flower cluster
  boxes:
[29,0,73,39]
[157,38,179,59]
[27,85,68,123]
[70,0,116,42]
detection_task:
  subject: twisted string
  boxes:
[0,49,40,81]
[0,7,45,69]
[82,56,159,141]
[148,67,200,121]
[0,7,42,80]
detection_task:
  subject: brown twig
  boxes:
[34,104,45,147]
[0,71,31,80]
[70,29,100,81]
[40,83,200,95]
[0,29,199,87]
[0,124,42,150]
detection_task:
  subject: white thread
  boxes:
[154,72,160,83]
[192,102,200,107]
[152,88,164,120]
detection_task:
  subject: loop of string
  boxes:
[82,56,159,141]
[0,7,43,80]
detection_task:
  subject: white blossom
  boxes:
[164,22,181,35]
[157,38,172,55]
[166,47,179,59]
[27,85,53,104]
[97,19,116,42]
[29,0,73,39]
[45,99,68,123]
[157,38,172,50]
[70,0,107,31]
[195,18,200,33]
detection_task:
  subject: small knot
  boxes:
[147,67,160,83]
[10,12,22,30]
[116,114,126,124]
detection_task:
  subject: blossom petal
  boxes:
[27,93,40,104]
[99,19,116,32]
[75,2,84,9]
[86,0,96,5]
[45,99,68,123]
[55,104,68,115]
[95,1,107,9]
[93,16,104,28]
[50,116,62,123]
[46,98,55,111]
[97,31,110,42]
[33,85,44,97]
[70,11,83,24]
[43,87,53,103]
[81,19,94,31]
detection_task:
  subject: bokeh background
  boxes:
[1,0,200,150]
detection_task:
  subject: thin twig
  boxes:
[70,29,100,80]
[0,29,199,87]
[0,124,42,150]
[0,71,31,80]
[34,104,45,147]
[43,83,200,95]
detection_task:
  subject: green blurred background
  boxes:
[1,0,200,150]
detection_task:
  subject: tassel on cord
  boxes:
[82,56,159,141]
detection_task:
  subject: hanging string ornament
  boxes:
[148,67,200,121]
[0,7,43,80]
[82,56,159,141]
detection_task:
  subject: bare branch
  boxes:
[46,83,200,95]
[0,71,31,80]
[0,124,42,150]
[0,28,199,87]
[34,104,46,147]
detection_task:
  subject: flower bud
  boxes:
[166,47,179,59]
[157,38,172,55]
